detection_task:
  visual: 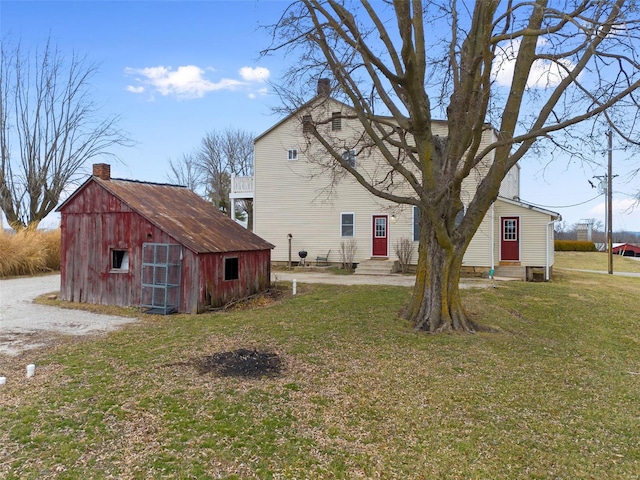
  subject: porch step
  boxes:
[354,258,396,275]
[493,265,525,279]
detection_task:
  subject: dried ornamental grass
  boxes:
[0,227,60,277]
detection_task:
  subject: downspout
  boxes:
[545,218,559,281]
[490,203,495,279]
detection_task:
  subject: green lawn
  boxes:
[555,250,640,273]
[1,269,639,479]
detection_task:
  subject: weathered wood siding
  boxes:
[60,179,271,313]
[60,181,191,309]
[196,249,271,313]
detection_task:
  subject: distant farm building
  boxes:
[57,163,274,314]
[612,243,640,257]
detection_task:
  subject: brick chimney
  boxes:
[93,163,111,180]
[317,78,331,97]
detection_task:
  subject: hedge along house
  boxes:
[57,163,274,314]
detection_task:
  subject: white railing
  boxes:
[230,174,254,198]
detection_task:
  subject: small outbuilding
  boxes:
[57,163,274,314]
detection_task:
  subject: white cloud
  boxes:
[126,85,145,94]
[125,64,271,100]
[248,87,269,100]
[492,39,577,89]
[239,66,270,82]
[587,198,640,230]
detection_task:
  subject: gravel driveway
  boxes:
[0,274,138,356]
[0,271,490,357]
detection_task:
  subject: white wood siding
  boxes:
[254,98,547,268]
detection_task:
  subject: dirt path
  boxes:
[0,275,138,356]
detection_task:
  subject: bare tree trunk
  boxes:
[404,213,477,332]
[245,199,254,231]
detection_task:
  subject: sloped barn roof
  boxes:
[58,177,274,254]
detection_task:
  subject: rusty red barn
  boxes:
[56,164,274,313]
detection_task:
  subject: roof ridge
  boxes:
[105,177,187,188]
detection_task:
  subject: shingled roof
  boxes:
[58,176,274,254]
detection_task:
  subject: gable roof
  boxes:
[57,176,274,254]
[254,93,496,144]
[497,196,561,220]
[255,95,353,143]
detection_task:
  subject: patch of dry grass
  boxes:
[0,227,61,277]
[555,250,640,273]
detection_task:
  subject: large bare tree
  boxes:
[195,128,255,229]
[0,38,130,230]
[167,153,205,193]
[265,0,640,332]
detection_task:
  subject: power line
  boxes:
[519,193,603,209]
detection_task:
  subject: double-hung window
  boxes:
[288,148,298,161]
[341,213,355,237]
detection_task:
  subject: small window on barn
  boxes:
[224,257,239,281]
[111,249,129,271]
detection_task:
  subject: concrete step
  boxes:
[355,259,396,275]
[493,265,525,279]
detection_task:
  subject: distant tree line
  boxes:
[554,219,640,243]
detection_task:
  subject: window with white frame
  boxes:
[341,212,354,237]
[288,148,298,161]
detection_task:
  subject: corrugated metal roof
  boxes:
[71,177,274,254]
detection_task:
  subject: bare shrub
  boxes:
[339,239,357,273]
[395,238,416,274]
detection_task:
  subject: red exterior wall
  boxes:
[59,180,271,313]
[194,249,272,313]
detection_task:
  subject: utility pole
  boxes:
[607,129,613,275]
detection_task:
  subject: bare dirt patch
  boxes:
[194,348,283,378]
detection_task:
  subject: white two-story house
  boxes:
[233,81,560,280]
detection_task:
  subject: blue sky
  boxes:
[1,0,639,232]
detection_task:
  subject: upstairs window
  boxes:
[288,149,299,161]
[332,112,342,131]
[341,213,354,237]
[342,150,356,168]
[302,114,313,133]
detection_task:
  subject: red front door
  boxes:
[372,215,388,257]
[501,216,520,261]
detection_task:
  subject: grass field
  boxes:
[1,256,640,478]
[555,250,640,273]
